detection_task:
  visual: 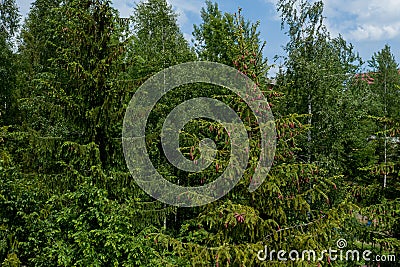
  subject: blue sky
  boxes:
[17,0,400,76]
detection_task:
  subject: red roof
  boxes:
[355,69,400,85]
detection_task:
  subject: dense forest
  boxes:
[0,0,399,266]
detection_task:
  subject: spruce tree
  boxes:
[1,0,168,265]
[128,0,195,79]
[276,0,361,173]
[0,0,19,125]
[143,3,355,266]
[352,45,400,255]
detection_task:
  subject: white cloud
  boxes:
[263,0,281,21]
[16,0,136,18]
[110,0,202,23]
[16,0,202,25]
[323,0,400,41]
[15,0,33,18]
[264,0,400,42]
[348,23,400,41]
[264,0,279,5]
[112,0,203,28]
[167,0,203,27]
[167,0,202,14]
[112,0,135,18]
[183,32,192,43]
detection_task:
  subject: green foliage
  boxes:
[0,0,399,266]
[0,0,19,38]
[276,0,362,171]
[193,0,235,65]
[350,45,400,253]
[129,0,195,78]
[0,0,19,125]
